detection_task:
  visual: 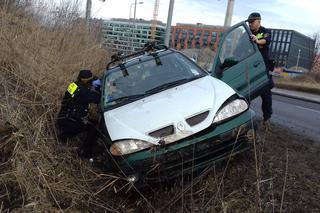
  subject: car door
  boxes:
[211,21,270,102]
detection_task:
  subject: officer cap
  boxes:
[78,69,94,82]
[247,12,261,23]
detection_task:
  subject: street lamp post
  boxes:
[86,0,107,31]
[129,1,144,20]
[295,49,301,70]
[129,1,143,52]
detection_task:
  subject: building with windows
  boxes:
[269,29,315,70]
[102,18,166,53]
[170,23,225,51]
[101,19,315,71]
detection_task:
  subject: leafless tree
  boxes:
[180,48,216,71]
[0,0,31,9]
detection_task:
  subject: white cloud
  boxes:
[91,0,169,22]
[258,0,320,35]
[277,0,320,15]
[91,0,228,25]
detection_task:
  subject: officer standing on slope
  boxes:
[247,12,274,130]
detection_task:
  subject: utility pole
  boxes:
[86,0,107,32]
[224,0,235,27]
[85,0,92,31]
[129,1,143,53]
[132,0,137,53]
[133,0,138,20]
[164,0,174,47]
[295,49,301,70]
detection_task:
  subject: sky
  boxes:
[88,0,320,37]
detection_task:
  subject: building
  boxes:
[269,29,315,71]
[170,23,225,51]
[101,19,316,71]
[102,18,166,53]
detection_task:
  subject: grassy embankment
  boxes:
[0,2,319,212]
[0,2,119,212]
[274,72,320,95]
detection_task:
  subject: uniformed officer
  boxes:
[247,12,273,129]
[57,69,101,158]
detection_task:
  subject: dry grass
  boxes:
[274,72,320,95]
[0,2,124,212]
[116,123,320,213]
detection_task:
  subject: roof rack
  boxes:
[106,42,169,70]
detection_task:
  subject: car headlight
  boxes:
[110,139,152,156]
[213,99,248,123]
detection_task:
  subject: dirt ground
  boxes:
[1,118,320,213]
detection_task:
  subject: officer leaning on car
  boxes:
[56,69,102,158]
[247,12,274,130]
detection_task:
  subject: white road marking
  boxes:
[295,106,320,114]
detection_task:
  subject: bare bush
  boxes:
[311,32,320,72]
[0,1,124,212]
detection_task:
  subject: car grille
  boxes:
[148,125,174,138]
[120,133,248,179]
[159,136,247,172]
[185,111,210,126]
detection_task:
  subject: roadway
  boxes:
[250,92,320,142]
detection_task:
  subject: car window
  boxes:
[104,52,206,108]
[219,25,255,64]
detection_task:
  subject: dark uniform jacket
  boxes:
[251,26,274,88]
[58,81,100,122]
[251,26,272,70]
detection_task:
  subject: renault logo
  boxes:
[177,122,185,131]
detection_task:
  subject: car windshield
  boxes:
[103,52,207,109]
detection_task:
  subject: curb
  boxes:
[272,90,320,104]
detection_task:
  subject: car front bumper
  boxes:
[111,109,255,184]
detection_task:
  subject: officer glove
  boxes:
[92,79,102,89]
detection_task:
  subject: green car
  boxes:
[100,21,270,185]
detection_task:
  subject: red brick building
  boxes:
[311,55,320,72]
[170,23,225,51]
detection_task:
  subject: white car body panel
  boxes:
[103,75,236,145]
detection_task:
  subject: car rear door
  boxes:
[211,21,270,102]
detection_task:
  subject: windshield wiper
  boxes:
[145,78,193,94]
[109,94,146,103]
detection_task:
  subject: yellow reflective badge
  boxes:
[256,33,264,39]
[67,82,78,97]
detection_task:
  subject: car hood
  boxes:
[103,75,236,145]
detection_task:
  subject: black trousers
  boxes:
[260,78,273,121]
[57,118,99,158]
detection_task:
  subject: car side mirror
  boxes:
[220,57,239,70]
